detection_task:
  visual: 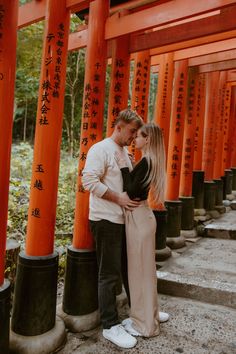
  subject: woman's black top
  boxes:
[120,157,150,200]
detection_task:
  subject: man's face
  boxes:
[118,121,140,146]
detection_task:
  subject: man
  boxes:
[82,109,143,349]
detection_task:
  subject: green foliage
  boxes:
[8,143,77,247]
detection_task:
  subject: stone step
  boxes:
[205,210,236,239]
[157,238,236,309]
[58,294,236,354]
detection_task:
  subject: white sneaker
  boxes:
[103,324,137,348]
[159,311,170,323]
[122,318,142,336]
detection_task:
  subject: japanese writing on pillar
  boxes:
[205,84,217,164]
[183,78,195,177]
[110,58,125,129]
[133,58,149,119]
[31,23,65,218]
[40,23,65,126]
[78,61,102,193]
[161,62,169,119]
[31,164,45,218]
[219,83,226,133]
[0,5,5,81]
[175,72,185,134]
[194,75,205,152]
[170,71,185,178]
[223,85,231,161]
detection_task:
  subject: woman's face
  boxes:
[135,129,148,150]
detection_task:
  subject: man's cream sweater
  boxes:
[82,138,132,224]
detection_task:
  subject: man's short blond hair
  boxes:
[114,109,143,128]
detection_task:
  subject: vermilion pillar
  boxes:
[230,86,236,167]
[130,50,150,159]
[165,59,188,249]
[106,36,130,136]
[166,60,189,201]
[230,86,236,190]
[179,68,198,197]
[202,71,220,181]
[213,71,227,179]
[154,53,174,156]
[62,0,109,330]
[0,2,18,352]
[11,2,69,351]
[202,72,219,211]
[192,73,206,209]
[211,71,227,208]
[152,54,174,260]
[221,82,232,172]
[72,0,108,250]
[179,68,199,232]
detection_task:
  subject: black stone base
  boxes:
[224,169,233,195]
[204,181,216,211]
[192,170,205,209]
[63,247,98,316]
[0,279,11,354]
[164,200,182,238]
[153,209,168,250]
[179,196,194,230]
[231,167,236,190]
[11,252,58,336]
[213,178,223,206]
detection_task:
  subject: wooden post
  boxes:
[11,2,69,352]
[230,86,236,167]
[72,0,108,250]
[213,71,227,179]
[221,82,232,172]
[0,0,18,285]
[179,67,198,197]
[165,59,188,249]
[154,53,174,156]
[106,35,130,136]
[192,73,206,209]
[179,68,199,232]
[202,71,220,181]
[166,60,189,201]
[0,2,18,352]
[62,0,109,330]
[25,1,70,256]
[130,50,150,160]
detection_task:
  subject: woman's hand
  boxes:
[115,151,128,169]
[118,192,140,210]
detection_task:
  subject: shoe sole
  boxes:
[103,333,137,349]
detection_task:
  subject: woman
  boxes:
[115,122,169,337]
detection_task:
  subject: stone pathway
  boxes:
[57,210,236,354]
[57,295,236,354]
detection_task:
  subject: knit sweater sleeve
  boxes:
[120,157,149,200]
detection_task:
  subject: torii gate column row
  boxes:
[61,0,109,332]
[10,1,70,353]
[165,59,188,249]
[0,2,18,353]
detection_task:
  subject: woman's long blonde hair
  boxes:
[140,123,166,204]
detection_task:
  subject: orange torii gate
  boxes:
[1,1,236,353]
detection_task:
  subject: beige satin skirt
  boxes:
[124,202,160,337]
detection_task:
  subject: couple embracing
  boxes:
[82,109,169,349]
